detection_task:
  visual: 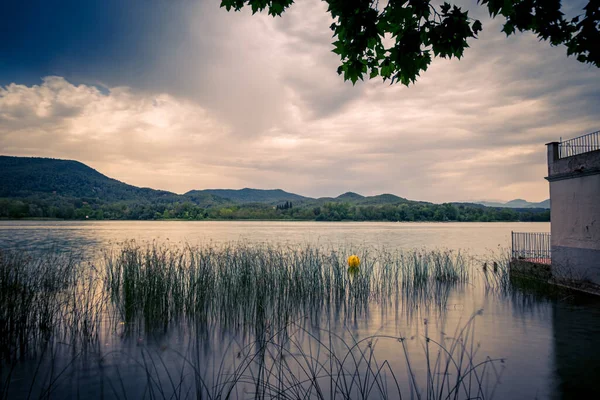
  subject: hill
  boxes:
[476,198,550,209]
[357,193,412,205]
[0,155,178,202]
[185,188,307,204]
[309,193,412,206]
[0,156,550,222]
[335,192,364,201]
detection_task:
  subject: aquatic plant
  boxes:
[0,249,107,363]
[0,243,521,399]
[104,243,471,332]
[188,312,503,399]
[5,310,503,400]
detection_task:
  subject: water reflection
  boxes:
[0,220,551,255]
[0,276,548,398]
[552,294,600,399]
[1,221,598,399]
[0,221,101,257]
[4,279,598,399]
[5,291,499,399]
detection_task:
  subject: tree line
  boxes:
[0,196,549,222]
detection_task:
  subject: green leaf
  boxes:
[369,68,379,79]
[220,0,598,86]
[502,22,515,36]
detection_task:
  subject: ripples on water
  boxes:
[0,220,552,254]
[0,221,598,400]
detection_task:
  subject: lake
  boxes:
[1,221,599,400]
[0,220,551,253]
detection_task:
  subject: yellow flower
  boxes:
[347,255,360,269]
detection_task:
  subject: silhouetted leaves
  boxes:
[220,0,294,16]
[221,0,599,85]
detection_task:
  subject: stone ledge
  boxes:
[509,259,600,296]
[509,259,552,280]
[551,278,600,297]
[545,166,600,182]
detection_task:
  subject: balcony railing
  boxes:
[559,130,600,158]
[511,231,551,264]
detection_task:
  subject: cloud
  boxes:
[1,0,600,202]
[0,77,235,190]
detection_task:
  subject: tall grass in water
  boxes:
[0,243,510,400]
[98,312,503,400]
[474,249,512,293]
[104,242,470,332]
[0,249,105,362]
[0,243,470,360]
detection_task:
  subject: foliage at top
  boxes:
[220,0,600,85]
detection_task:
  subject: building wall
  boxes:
[547,146,600,284]
[552,296,600,398]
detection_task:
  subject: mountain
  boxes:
[476,198,550,209]
[311,193,411,206]
[335,192,364,201]
[180,191,232,208]
[537,200,551,208]
[0,155,178,202]
[0,156,550,223]
[506,199,550,209]
[357,193,412,205]
[185,188,307,204]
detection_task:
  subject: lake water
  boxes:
[1,221,599,400]
[0,220,551,254]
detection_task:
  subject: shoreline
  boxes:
[0,218,551,224]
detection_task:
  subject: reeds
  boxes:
[0,243,472,362]
[87,312,503,400]
[104,243,470,332]
[0,242,513,399]
[0,249,106,362]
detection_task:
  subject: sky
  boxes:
[1,0,599,203]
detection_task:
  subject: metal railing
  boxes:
[559,130,600,158]
[511,231,551,264]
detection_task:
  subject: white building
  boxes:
[546,131,600,284]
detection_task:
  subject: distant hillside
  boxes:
[183,192,233,208]
[0,156,550,222]
[476,198,550,209]
[335,192,364,201]
[357,193,412,205]
[185,188,307,204]
[311,193,412,206]
[0,156,177,202]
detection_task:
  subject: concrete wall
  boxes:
[547,144,600,284]
[547,145,600,178]
[509,260,552,280]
